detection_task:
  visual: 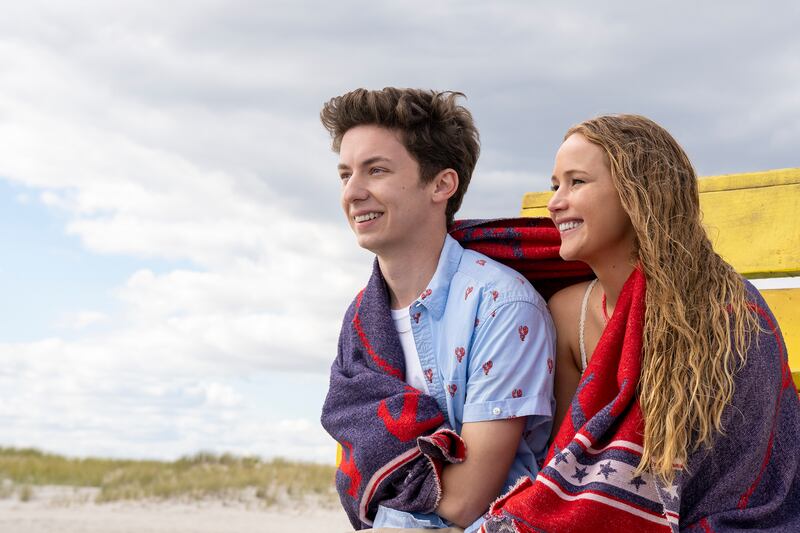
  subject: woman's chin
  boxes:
[558,246,580,262]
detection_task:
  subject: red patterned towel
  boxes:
[481,268,680,532]
[450,218,592,299]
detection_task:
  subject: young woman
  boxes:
[481,115,800,532]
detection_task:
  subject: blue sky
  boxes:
[0,179,124,342]
[1,0,798,464]
[0,179,192,342]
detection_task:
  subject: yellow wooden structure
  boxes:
[521,168,800,389]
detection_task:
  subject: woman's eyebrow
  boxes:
[562,169,590,177]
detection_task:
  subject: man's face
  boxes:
[338,125,438,256]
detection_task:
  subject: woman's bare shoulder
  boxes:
[547,280,593,320]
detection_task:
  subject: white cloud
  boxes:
[57,311,108,330]
[0,337,337,462]
[186,382,244,408]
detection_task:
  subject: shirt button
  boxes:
[492,407,501,416]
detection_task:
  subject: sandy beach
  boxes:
[0,486,352,533]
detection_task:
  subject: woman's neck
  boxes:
[590,255,637,315]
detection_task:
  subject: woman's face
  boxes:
[547,133,636,265]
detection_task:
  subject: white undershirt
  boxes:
[390,307,430,394]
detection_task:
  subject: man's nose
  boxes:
[342,171,369,204]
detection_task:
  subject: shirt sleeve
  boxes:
[462,299,555,424]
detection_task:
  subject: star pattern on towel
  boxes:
[629,475,646,491]
[572,466,588,483]
[554,449,570,466]
[597,461,617,480]
[663,482,679,499]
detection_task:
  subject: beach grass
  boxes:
[0,447,337,505]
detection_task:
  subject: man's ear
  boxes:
[431,168,459,203]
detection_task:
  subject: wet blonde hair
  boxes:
[566,114,757,481]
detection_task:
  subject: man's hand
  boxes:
[435,417,526,527]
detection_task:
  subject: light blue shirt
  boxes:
[374,234,556,532]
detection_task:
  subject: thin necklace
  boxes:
[601,293,611,324]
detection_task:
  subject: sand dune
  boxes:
[0,486,352,533]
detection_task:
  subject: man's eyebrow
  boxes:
[362,156,392,166]
[336,155,392,170]
[338,156,392,171]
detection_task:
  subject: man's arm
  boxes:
[436,296,556,527]
[436,417,526,527]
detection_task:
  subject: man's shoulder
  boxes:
[456,249,546,309]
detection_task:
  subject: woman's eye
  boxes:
[549,184,559,192]
[572,178,585,185]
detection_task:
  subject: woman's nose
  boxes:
[547,186,566,214]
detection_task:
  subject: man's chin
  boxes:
[354,235,381,255]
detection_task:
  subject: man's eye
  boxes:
[339,173,351,181]
[369,167,385,175]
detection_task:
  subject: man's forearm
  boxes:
[435,417,526,527]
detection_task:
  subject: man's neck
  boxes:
[378,230,447,310]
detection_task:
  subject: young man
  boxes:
[320,88,555,531]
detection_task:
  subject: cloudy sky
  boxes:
[1,1,798,464]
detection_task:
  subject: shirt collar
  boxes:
[413,234,463,320]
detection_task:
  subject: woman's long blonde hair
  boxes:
[566,114,758,481]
